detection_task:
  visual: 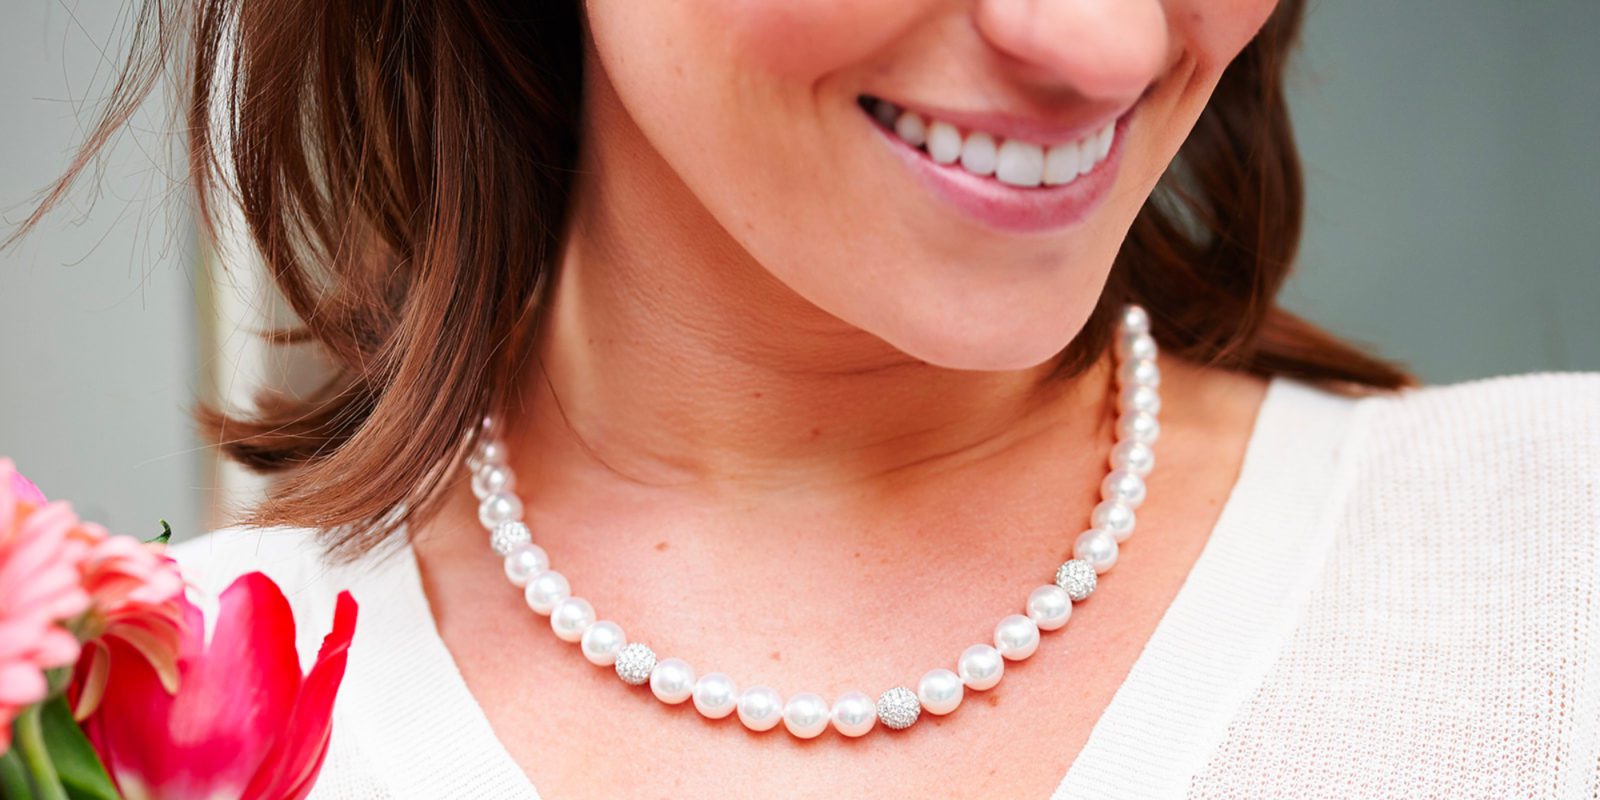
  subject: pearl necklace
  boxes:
[467,304,1161,738]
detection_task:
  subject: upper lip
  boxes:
[868,95,1137,147]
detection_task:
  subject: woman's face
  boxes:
[583,0,1280,371]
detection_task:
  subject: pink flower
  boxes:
[79,572,358,800]
[69,531,188,720]
[0,458,92,753]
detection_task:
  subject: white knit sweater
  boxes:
[174,374,1600,799]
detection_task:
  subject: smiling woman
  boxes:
[11,0,1599,798]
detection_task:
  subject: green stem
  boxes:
[0,747,34,800]
[13,706,67,800]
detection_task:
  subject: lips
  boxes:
[859,94,1134,233]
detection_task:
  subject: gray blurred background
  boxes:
[3,0,1597,538]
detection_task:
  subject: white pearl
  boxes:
[994,614,1041,661]
[1074,529,1120,573]
[478,491,523,529]
[1117,384,1162,416]
[782,693,831,739]
[549,596,594,642]
[478,414,499,438]
[523,569,570,615]
[502,543,549,587]
[1116,411,1161,445]
[1116,331,1158,362]
[1091,500,1136,539]
[957,643,1005,690]
[1100,469,1147,508]
[1121,305,1150,334]
[580,620,626,666]
[1026,584,1073,631]
[736,686,784,732]
[917,668,964,716]
[829,691,878,737]
[1117,358,1161,389]
[692,672,739,719]
[1110,440,1155,477]
[649,657,695,705]
[472,463,515,500]
[476,439,509,466]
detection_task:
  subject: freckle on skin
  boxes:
[986,695,1000,707]
[810,427,821,437]
[770,650,782,661]
[655,541,669,551]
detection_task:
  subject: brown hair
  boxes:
[8,0,1409,558]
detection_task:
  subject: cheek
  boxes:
[1165,0,1283,74]
[719,0,923,78]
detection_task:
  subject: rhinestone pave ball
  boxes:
[614,643,657,686]
[1055,559,1098,602]
[875,687,922,730]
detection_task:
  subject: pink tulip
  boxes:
[78,572,357,800]
[0,458,92,753]
[70,533,189,720]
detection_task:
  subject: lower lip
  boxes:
[868,110,1133,235]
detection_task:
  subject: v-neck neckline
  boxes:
[342,376,1363,799]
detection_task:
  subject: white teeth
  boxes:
[893,111,926,147]
[926,121,962,165]
[995,139,1045,187]
[1042,141,1081,186]
[960,132,997,176]
[870,98,1116,188]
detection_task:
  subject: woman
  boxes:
[26,0,1598,797]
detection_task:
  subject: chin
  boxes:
[875,315,1083,372]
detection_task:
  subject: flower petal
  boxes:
[85,573,302,799]
[241,591,357,800]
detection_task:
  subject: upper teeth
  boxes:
[874,99,1114,188]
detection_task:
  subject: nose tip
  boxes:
[974,0,1169,101]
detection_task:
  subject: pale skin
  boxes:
[412,0,1277,797]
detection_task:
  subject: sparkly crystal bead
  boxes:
[490,521,532,556]
[614,643,657,686]
[875,687,922,730]
[1054,559,1098,602]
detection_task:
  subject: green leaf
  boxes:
[37,698,118,800]
[148,520,171,546]
[0,745,35,800]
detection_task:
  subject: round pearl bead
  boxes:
[829,691,878,737]
[1110,440,1156,477]
[1091,500,1136,539]
[1116,411,1161,445]
[994,614,1040,661]
[1025,584,1073,631]
[502,542,549,587]
[782,693,831,739]
[957,643,1005,690]
[549,596,595,642]
[472,463,515,500]
[523,570,570,615]
[478,491,523,529]
[917,668,964,716]
[614,643,656,685]
[1074,529,1120,574]
[475,439,508,467]
[1117,358,1161,389]
[1121,305,1150,334]
[736,686,784,732]
[692,672,739,719]
[649,657,695,705]
[1116,331,1158,362]
[478,414,499,438]
[1117,383,1162,416]
[1100,469,1147,509]
[580,620,626,666]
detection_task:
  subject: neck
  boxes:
[507,77,1112,502]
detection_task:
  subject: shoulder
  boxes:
[169,525,372,646]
